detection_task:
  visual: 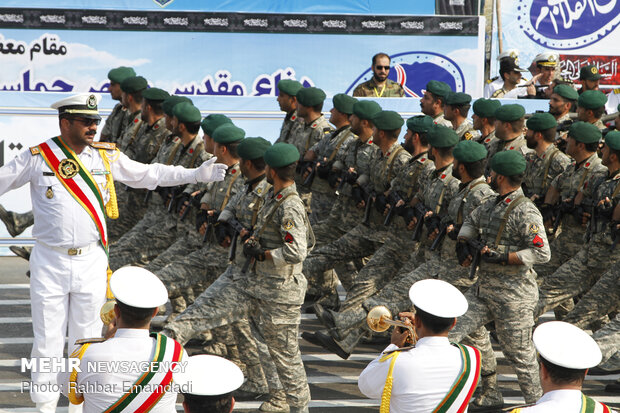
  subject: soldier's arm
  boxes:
[267,200,308,266]
[458,203,483,240]
[513,204,550,266]
[0,149,36,196]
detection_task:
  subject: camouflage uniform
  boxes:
[454,119,480,141]
[118,110,142,153]
[450,188,551,403]
[523,144,571,199]
[305,137,377,292]
[593,313,620,368]
[303,141,411,309]
[107,116,171,243]
[352,78,404,97]
[433,113,452,128]
[0,205,34,237]
[535,168,620,317]
[108,135,210,270]
[478,130,498,151]
[534,153,607,279]
[99,103,128,144]
[166,182,311,411]
[276,110,301,144]
[486,134,532,159]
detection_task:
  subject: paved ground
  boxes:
[0,256,618,412]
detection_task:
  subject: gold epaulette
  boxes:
[30,146,40,155]
[91,142,117,150]
[75,337,107,345]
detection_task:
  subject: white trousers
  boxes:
[29,242,106,403]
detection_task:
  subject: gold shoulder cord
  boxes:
[98,149,119,219]
[68,343,92,405]
[378,351,400,413]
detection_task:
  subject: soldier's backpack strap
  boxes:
[456,180,487,225]
[165,141,183,165]
[385,146,405,182]
[434,171,457,215]
[541,148,560,193]
[255,193,297,238]
[189,141,205,168]
[219,168,242,211]
[327,129,354,162]
[494,195,530,246]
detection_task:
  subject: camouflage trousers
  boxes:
[106,184,148,244]
[145,230,203,275]
[533,225,584,279]
[164,270,309,408]
[0,205,34,236]
[309,191,335,227]
[563,266,620,329]
[449,270,542,403]
[594,313,620,369]
[535,240,620,318]
[108,210,178,271]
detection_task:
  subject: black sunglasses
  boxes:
[70,117,101,126]
[375,65,390,71]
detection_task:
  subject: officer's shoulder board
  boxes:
[75,337,107,345]
[29,146,40,156]
[613,88,620,94]
[486,76,499,84]
[382,345,415,355]
[91,142,117,150]
[463,131,474,140]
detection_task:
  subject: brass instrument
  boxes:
[100,300,116,325]
[366,305,417,345]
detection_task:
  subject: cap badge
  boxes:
[591,67,598,74]
[86,94,97,109]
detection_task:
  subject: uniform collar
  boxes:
[113,328,151,339]
[416,336,451,347]
[537,389,583,404]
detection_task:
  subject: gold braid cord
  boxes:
[379,351,400,413]
[99,149,119,219]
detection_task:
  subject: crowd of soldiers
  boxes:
[1,55,620,413]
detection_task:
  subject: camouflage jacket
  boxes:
[487,134,532,159]
[433,113,452,127]
[455,119,481,141]
[581,168,620,245]
[310,125,356,195]
[288,114,333,159]
[477,129,498,151]
[118,110,143,153]
[353,78,404,98]
[523,144,571,199]
[100,103,127,144]
[276,110,301,144]
[390,151,434,201]
[124,116,171,164]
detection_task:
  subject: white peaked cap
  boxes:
[110,266,168,308]
[409,279,468,318]
[51,93,102,119]
[534,321,602,369]
[174,355,244,396]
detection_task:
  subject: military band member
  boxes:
[99,66,135,144]
[420,80,452,127]
[358,279,480,413]
[0,93,226,412]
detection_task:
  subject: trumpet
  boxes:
[366,305,417,346]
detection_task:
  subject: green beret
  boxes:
[142,87,170,102]
[237,137,272,160]
[172,102,201,123]
[296,87,326,107]
[427,125,459,148]
[605,131,620,151]
[473,98,501,118]
[495,104,525,122]
[425,80,451,98]
[578,90,607,109]
[553,84,579,101]
[406,115,434,133]
[212,124,245,144]
[108,66,136,84]
[526,113,557,131]
[453,140,487,163]
[162,96,191,116]
[352,100,382,120]
[490,150,526,176]
[264,143,300,168]
[568,121,602,144]
[201,114,232,137]
[580,65,602,81]
[277,79,303,97]
[332,94,358,115]
[120,76,147,93]
[372,110,404,131]
[445,92,472,106]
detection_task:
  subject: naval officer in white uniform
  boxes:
[59,266,188,413]
[510,321,616,413]
[358,279,481,413]
[0,93,227,412]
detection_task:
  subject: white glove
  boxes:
[194,157,227,183]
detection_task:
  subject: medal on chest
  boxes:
[46,186,54,199]
[58,158,80,179]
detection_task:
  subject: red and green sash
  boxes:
[37,136,108,251]
[581,393,612,413]
[432,344,481,413]
[103,333,183,413]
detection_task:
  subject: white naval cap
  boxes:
[174,355,244,396]
[409,279,468,318]
[497,49,519,61]
[534,52,559,67]
[533,321,602,369]
[109,266,168,308]
[51,93,102,119]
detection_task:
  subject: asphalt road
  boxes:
[0,256,618,412]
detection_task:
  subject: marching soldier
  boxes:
[577,90,608,131]
[472,98,501,149]
[486,104,531,160]
[117,75,147,152]
[275,79,303,144]
[548,84,579,151]
[444,92,480,141]
[420,80,452,127]
[99,66,135,144]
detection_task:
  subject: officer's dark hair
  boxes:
[272,163,297,181]
[116,301,155,327]
[506,172,525,187]
[183,393,233,413]
[310,103,324,113]
[428,92,446,108]
[462,159,486,179]
[580,141,600,153]
[433,146,454,159]
[383,128,401,140]
[508,118,525,133]
[539,356,586,385]
[145,99,164,116]
[416,131,429,147]
[372,52,391,66]
[450,104,471,118]
[609,147,620,161]
[589,106,606,119]
[182,121,201,135]
[413,306,454,334]
[537,127,557,143]
[221,142,240,159]
[128,90,143,105]
[483,116,497,124]
[249,157,266,171]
